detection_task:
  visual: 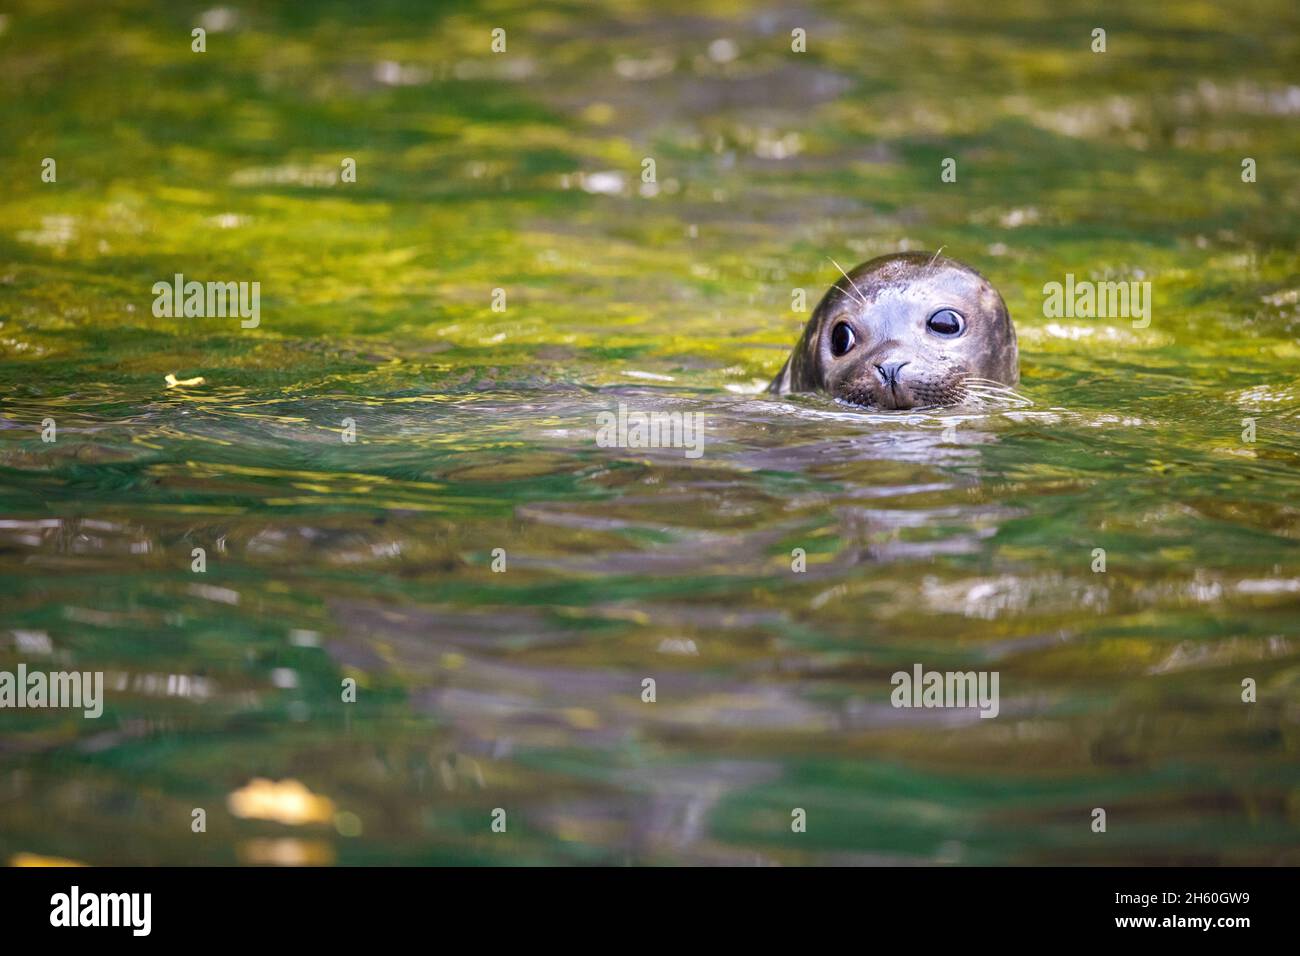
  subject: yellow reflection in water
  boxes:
[11,853,88,867]
[237,839,335,866]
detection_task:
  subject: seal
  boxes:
[770,252,1018,410]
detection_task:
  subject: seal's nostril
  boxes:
[875,361,910,387]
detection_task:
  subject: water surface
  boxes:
[1,0,1298,864]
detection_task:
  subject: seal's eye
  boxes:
[926,308,965,337]
[829,322,856,356]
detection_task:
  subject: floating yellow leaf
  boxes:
[227,778,336,826]
[165,373,206,388]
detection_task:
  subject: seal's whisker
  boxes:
[962,381,1018,393]
[827,257,869,306]
[961,386,1033,407]
[962,379,1029,396]
[927,246,946,268]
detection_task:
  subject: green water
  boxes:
[1,0,1298,865]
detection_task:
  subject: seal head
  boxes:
[770,252,1018,409]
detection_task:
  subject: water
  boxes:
[1,0,1298,865]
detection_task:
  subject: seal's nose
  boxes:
[874,361,910,388]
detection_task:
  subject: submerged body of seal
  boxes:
[770,252,1018,410]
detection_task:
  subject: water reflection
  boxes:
[2,0,1298,865]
